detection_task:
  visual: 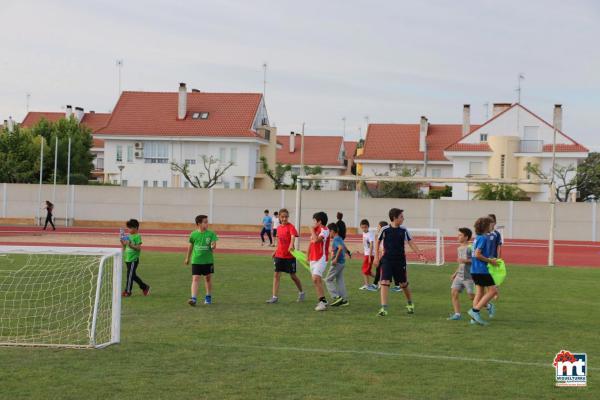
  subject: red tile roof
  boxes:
[445,143,492,152]
[276,135,345,166]
[357,124,480,161]
[444,103,588,152]
[96,91,263,138]
[21,111,111,132]
[344,141,358,159]
[542,144,588,152]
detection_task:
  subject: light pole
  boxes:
[118,165,125,186]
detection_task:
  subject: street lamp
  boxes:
[118,165,125,186]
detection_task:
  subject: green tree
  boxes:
[427,185,452,199]
[260,156,291,189]
[171,155,234,188]
[0,125,45,183]
[474,183,527,201]
[363,166,421,198]
[50,117,95,183]
[525,163,578,202]
[576,153,600,200]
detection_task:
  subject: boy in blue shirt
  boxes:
[325,223,349,307]
[468,216,498,326]
[260,209,274,247]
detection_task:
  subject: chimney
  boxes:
[74,107,84,123]
[90,110,95,114]
[492,103,512,117]
[419,116,428,152]
[462,104,471,136]
[178,82,187,120]
[3,120,7,130]
[7,116,15,133]
[65,105,73,119]
[553,104,563,132]
[191,88,201,93]
[289,131,296,153]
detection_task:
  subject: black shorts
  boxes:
[380,257,407,284]
[192,264,214,276]
[471,273,495,287]
[273,257,296,274]
[273,229,278,238]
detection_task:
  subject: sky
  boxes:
[1,0,599,149]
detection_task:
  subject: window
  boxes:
[431,168,441,178]
[144,141,169,164]
[162,181,168,188]
[122,180,128,187]
[223,182,230,189]
[116,145,123,162]
[143,180,148,187]
[219,148,226,164]
[230,147,237,165]
[96,158,104,170]
[127,145,134,162]
[234,182,241,189]
[526,162,532,179]
[480,133,488,142]
[153,180,158,187]
[192,112,209,119]
[184,159,196,165]
[184,181,190,188]
[469,161,483,175]
[500,155,506,179]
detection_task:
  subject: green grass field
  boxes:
[2,252,599,399]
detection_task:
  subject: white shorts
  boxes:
[451,276,475,295]
[310,258,327,277]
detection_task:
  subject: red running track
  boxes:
[0,226,599,268]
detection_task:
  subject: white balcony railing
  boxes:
[520,140,543,153]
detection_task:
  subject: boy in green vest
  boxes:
[184,215,218,305]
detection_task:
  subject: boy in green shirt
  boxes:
[120,219,150,297]
[184,215,218,305]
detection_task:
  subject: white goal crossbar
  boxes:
[0,246,122,349]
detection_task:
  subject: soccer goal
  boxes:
[368,227,445,266]
[0,246,122,349]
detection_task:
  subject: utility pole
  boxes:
[516,73,525,103]
[26,93,31,113]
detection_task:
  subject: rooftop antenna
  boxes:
[342,116,346,139]
[358,126,362,140]
[483,102,489,120]
[262,62,268,101]
[116,59,124,98]
[516,73,525,103]
[26,93,31,112]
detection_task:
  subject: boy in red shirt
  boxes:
[266,208,305,303]
[308,211,330,311]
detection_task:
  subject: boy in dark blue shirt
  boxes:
[374,208,426,317]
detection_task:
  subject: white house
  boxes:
[276,134,355,190]
[444,103,589,201]
[95,83,278,189]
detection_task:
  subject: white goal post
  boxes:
[369,227,445,266]
[0,246,122,349]
[294,174,554,266]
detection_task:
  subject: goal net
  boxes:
[0,246,122,349]
[370,227,445,266]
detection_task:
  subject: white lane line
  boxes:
[213,343,598,370]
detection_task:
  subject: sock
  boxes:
[454,312,461,316]
[472,308,480,313]
[272,295,278,299]
[407,300,413,305]
[191,296,197,301]
[318,296,326,303]
[381,304,388,309]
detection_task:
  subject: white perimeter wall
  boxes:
[1,183,598,242]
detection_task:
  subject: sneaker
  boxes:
[366,284,378,292]
[377,307,388,317]
[188,298,197,306]
[122,291,131,298]
[330,297,344,307]
[340,299,350,307]
[204,295,212,305]
[467,309,488,326]
[447,313,462,321]
[314,301,327,311]
[469,318,477,325]
[261,242,265,246]
[359,285,369,290]
[391,286,403,293]
[266,296,278,304]
[142,286,151,296]
[297,292,305,302]
[406,303,415,314]
[487,303,496,319]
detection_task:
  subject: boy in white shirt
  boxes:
[358,219,377,291]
